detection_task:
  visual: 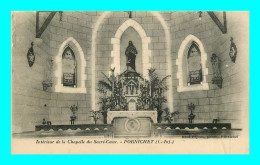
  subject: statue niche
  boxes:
[120,41,142,111]
[98,41,144,111]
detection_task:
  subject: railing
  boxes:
[34,123,236,138]
[35,124,113,131]
[35,124,113,137]
[153,123,231,130]
[152,123,237,137]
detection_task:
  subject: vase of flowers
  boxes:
[70,104,78,125]
[89,110,101,125]
[164,108,179,124]
[188,102,196,123]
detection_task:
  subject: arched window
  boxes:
[176,35,209,92]
[55,37,87,93]
[187,42,202,85]
[62,47,76,87]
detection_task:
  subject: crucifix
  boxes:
[125,11,132,18]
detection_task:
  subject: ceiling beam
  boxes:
[36,11,57,38]
[207,11,227,34]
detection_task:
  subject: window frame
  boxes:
[54,37,87,94]
[176,35,209,92]
[62,46,77,87]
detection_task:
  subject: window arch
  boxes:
[55,37,87,93]
[176,35,209,92]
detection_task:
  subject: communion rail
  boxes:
[35,124,113,131]
[33,124,114,138]
[153,123,231,130]
[33,123,237,138]
[152,123,241,137]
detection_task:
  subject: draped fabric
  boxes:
[187,42,202,85]
[62,47,76,87]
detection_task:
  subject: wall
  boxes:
[95,11,169,75]
[212,12,249,129]
[171,11,249,129]
[12,11,51,132]
[95,11,170,111]
[47,11,93,125]
[11,11,249,132]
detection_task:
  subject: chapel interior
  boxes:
[11,11,249,137]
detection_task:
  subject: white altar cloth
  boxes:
[107,111,157,124]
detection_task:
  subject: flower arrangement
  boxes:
[70,104,78,125]
[164,108,179,124]
[188,102,196,123]
[138,68,171,123]
[89,110,101,125]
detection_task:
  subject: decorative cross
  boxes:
[125,11,132,18]
[59,11,63,22]
[129,82,135,91]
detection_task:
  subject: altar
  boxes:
[97,41,165,137]
[107,111,157,124]
[107,111,157,137]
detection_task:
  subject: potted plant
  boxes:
[164,108,179,124]
[101,109,108,124]
[137,82,151,110]
[146,68,171,123]
[89,110,101,125]
[97,67,127,118]
[188,102,196,123]
[70,104,78,125]
[157,108,164,123]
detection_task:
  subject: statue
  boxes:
[188,102,196,124]
[211,53,223,88]
[229,37,237,63]
[125,41,138,71]
[27,42,35,67]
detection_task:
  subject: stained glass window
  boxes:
[187,42,202,85]
[62,47,76,87]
